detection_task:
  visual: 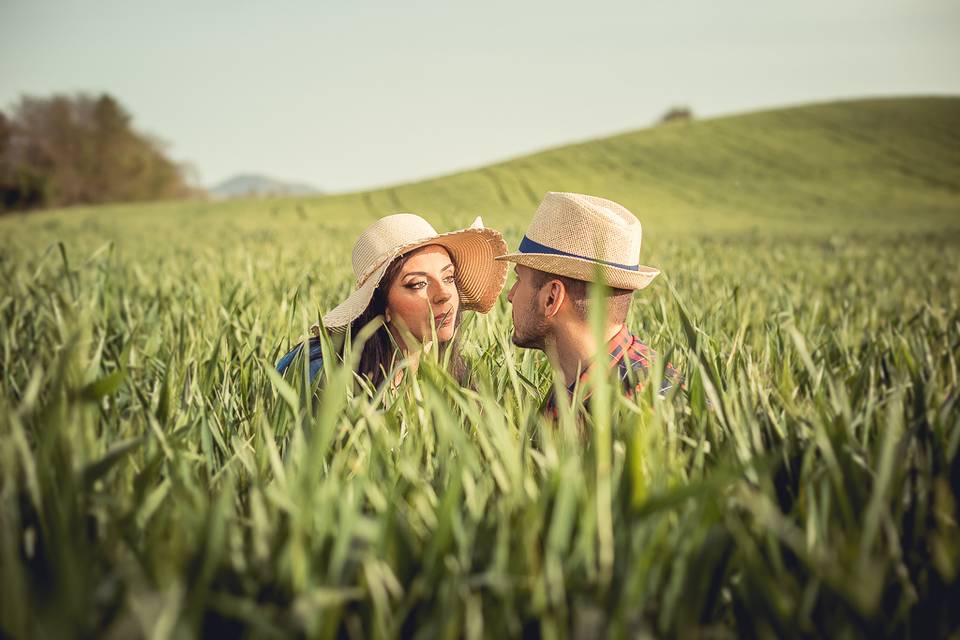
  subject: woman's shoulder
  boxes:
[276,337,325,381]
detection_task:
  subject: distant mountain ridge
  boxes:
[209,174,321,199]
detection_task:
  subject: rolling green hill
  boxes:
[374,96,960,236]
[3,96,957,260]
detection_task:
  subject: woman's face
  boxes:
[385,245,460,346]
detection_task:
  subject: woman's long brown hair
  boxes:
[344,247,467,389]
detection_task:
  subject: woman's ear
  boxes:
[385,308,392,323]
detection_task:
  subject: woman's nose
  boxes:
[431,280,453,303]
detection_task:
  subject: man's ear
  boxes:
[542,280,565,319]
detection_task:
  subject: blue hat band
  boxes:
[517,235,640,272]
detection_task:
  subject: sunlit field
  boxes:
[2,98,959,638]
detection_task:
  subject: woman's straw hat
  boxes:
[496,192,660,290]
[320,214,508,330]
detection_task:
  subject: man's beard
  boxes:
[511,305,549,350]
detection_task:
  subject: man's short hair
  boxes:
[529,268,633,324]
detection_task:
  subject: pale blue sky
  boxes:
[2,0,958,192]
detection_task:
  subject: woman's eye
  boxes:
[406,281,427,290]
[444,275,456,284]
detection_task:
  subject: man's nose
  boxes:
[507,281,516,304]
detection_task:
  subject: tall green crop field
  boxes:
[2,97,959,638]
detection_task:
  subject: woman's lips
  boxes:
[433,310,453,327]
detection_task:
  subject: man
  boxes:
[496,192,677,415]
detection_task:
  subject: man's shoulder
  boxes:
[622,327,655,365]
[619,327,682,385]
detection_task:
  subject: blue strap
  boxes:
[517,235,640,271]
[276,338,325,382]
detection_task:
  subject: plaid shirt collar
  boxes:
[544,324,653,415]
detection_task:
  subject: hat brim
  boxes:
[321,226,508,331]
[496,252,660,291]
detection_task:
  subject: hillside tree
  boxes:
[0,92,193,211]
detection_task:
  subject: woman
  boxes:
[277,213,507,388]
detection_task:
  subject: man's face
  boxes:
[506,265,549,350]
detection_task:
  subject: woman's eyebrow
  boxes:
[403,263,455,278]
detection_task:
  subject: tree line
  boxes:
[0,92,193,212]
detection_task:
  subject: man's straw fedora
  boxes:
[496,192,660,290]
[320,214,508,330]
